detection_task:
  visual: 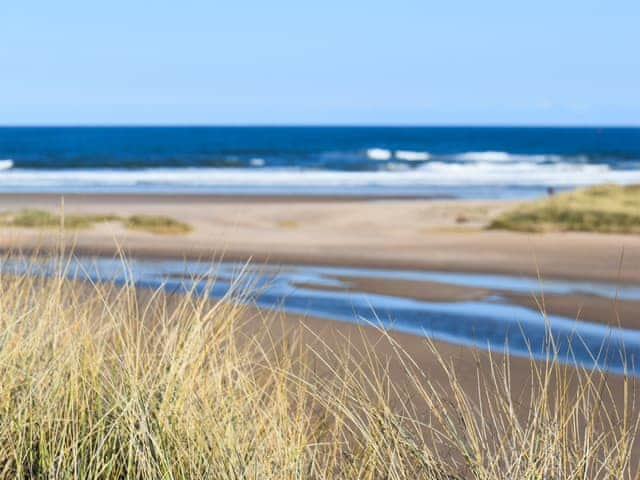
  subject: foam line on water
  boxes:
[452,151,568,163]
[0,163,639,188]
[394,150,431,161]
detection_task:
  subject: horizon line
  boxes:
[0,124,639,129]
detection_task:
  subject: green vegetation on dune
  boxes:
[124,214,192,234]
[65,213,121,229]
[0,209,191,234]
[489,184,640,233]
[0,209,121,229]
[0,209,61,228]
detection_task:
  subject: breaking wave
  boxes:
[0,162,638,191]
[0,160,14,171]
[453,151,568,163]
[366,148,393,161]
[395,150,431,161]
[364,149,575,164]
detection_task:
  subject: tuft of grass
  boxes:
[0,209,191,235]
[0,252,636,478]
[489,184,640,233]
[2,209,61,228]
[0,209,122,229]
[65,213,122,229]
[124,214,192,234]
[0,209,121,229]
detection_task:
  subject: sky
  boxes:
[1,0,639,126]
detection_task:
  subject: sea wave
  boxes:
[0,160,14,171]
[249,158,266,167]
[384,162,411,172]
[366,148,393,161]
[365,149,571,164]
[453,151,566,163]
[0,163,638,189]
[395,150,431,161]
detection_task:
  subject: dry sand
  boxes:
[0,193,638,284]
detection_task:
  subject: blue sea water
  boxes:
[0,127,639,198]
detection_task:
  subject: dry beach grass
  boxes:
[0,208,190,234]
[490,184,640,233]
[0,252,638,479]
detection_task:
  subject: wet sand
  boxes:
[244,306,640,462]
[295,274,640,330]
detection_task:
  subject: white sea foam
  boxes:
[0,160,14,170]
[0,162,639,190]
[455,151,513,162]
[367,149,565,163]
[249,158,266,167]
[366,148,392,161]
[454,151,562,163]
[385,162,410,171]
[395,150,431,161]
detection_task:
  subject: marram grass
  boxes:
[0,209,191,235]
[124,214,192,234]
[0,254,638,479]
[0,209,120,229]
[489,184,640,233]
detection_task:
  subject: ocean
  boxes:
[0,126,639,198]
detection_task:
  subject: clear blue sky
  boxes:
[1,0,638,125]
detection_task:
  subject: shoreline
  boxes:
[0,192,456,203]
[40,242,639,285]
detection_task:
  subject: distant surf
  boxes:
[367,149,432,161]
[0,160,14,171]
[366,148,393,161]
[452,151,568,163]
[395,150,431,161]
[0,127,638,197]
[0,162,638,197]
[366,149,575,164]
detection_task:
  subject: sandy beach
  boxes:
[1,192,639,332]
[1,192,638,284]
[2,192,640,307]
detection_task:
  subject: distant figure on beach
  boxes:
[547,186,555,197]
